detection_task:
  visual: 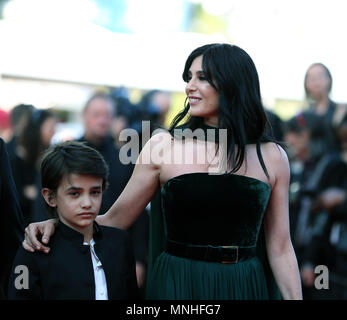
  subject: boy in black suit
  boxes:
[8,141,139,300]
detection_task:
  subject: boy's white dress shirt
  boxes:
[84,239,108,300]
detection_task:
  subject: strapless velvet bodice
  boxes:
[161,172,272,247]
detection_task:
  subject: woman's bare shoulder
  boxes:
[140,130,173,151]
[137,130,173,167]
[150,129,173,141]
[261,142,288,162]
[261,142,290,181]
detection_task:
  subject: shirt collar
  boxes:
[57,220,103,245]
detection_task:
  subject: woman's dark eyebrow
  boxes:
[187,70,205,75]
[66,186,102,191]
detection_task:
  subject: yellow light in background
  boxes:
[165,92,186,128]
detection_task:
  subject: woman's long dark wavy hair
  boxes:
[18,108,55,166]
[169,43,274,178]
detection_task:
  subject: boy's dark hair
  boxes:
[40,141,109,217]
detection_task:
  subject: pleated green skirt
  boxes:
[146,252,270,300]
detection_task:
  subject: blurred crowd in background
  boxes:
[0,61,346,300]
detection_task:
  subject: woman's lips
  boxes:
[188,96,201,105]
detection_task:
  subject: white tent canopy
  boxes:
[0,20,227,92]
[1,5,347,111]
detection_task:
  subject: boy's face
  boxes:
[45,173,103,234]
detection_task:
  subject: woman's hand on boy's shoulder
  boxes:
[23,219,58,253]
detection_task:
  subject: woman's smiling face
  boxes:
[185,55,219,126]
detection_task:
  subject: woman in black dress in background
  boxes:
[8,108,56,226]
[24,43,302,299]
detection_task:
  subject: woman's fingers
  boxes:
[24,223,50,253]
[40,223,54,247]
[24,225,36,250]
[22,239,34,252]
[29,224,43,250]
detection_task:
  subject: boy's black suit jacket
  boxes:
[8,221,139,300]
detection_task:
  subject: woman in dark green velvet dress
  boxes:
[24,44,302,300]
